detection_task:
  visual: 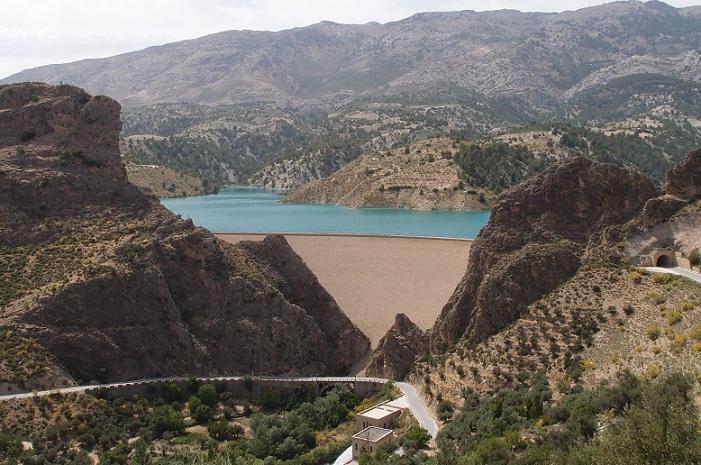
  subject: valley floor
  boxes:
[217,234,471,348]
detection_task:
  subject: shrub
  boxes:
[646,365,660,380]
[649,292,666,305]
[150,406,184,437]
[582,359,597,370]
[689,249,700,267]
[673,334,687,349]
[0,433,22,458]
[689,323,701,341]
[437,400,455,422]
[680,302,695,312]
[692,342,701,352]
[651,345,661,355]
[163,383,182,403]
[208,420,243,441]
[197,384,218,406]
[379,381,399,400]
[400,425,430,451]
[645,325,661,341]
[628,271,642,283]
[652,273,672,284]
[623,304,635,316]
[594,373,701,464]
[668,310,683,325]
[256,389,281,411]
[187,377,200,393]
[188,395,202,413]
[192,404,213,424]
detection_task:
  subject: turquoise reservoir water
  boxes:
[161,187,490,239]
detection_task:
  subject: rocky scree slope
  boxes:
[285,137,495,210]
[0,83,369,390]
[367,156,660,379]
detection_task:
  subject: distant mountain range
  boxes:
[4,1,700,190]
[4,0,700,110]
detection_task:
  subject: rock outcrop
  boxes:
[639,194,688,228]
[623,149,701,262]
[368,157,658,378]
[666,149,701,199]
[0,83,369,388]
[366,314,428,380]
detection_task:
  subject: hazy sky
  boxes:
[1,0,699,78]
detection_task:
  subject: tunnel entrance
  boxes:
[656,254,675,268]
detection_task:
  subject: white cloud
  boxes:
[0,0,698,78]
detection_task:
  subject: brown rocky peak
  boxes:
[368,157,658,379]
[366,313,428,380]
[0,84,370,387]
[0,83,123,175]
[0,84,143,244]
[666,149,701,199]
[431,157,657,347]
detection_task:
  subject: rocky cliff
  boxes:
[286,138,494,210]
[0,83,369,390]
[625,149,701,258]
[368,157,658,378]
[666,149,701,199]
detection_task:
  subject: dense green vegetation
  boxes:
[559,124,700,181]
[434,372,701,465]
[454,142,548,193]
[455,122,701,192]
[358,372,701,465]
[0,382,367,465]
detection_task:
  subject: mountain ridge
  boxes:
[3,1,700,110]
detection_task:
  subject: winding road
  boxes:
[0,375,439,439]
[645,266,701,284]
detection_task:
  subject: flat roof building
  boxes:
[352,427,394,458]
[356,403,402,430]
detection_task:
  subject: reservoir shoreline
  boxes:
[162,186,489,239]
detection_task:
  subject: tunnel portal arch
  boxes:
[656,253,675,268]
